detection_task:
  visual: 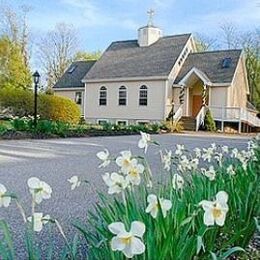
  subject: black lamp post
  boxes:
[33,71,40,128]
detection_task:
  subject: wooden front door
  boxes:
[192,95,203,117]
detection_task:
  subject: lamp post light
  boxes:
[33,71,40,128]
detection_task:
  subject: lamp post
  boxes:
[33,71,40,128]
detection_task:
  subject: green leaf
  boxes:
[196,235,205,255]
[221,246,245,259]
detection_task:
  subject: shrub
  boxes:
[163,120,184,133]
[204,109,217,132]
[38,95,80,124]
[0,87,80,124]
[0,87,34,116]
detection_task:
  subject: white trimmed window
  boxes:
[116,120,128,126]
[118,86,127,106]
[139,85,148,106]
[97,119,109,125]
[75,91,82,105]
[99,86,107,106]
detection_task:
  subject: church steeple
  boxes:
[138,9,162,47]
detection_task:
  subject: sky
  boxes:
[4,0,260,53]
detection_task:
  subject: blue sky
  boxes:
[6,0,260,52]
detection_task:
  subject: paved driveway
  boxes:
[0,134,250,257]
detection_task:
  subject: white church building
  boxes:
[54,13,259,132]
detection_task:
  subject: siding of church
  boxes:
[84,80,167,124]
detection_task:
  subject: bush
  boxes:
[204,109,217,132]
[38,95,80,124]
[0,87,80,124]
[163,120,184,133]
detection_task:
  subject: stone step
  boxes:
[180,117,196,131]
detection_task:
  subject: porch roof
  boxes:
[174,49,242,85]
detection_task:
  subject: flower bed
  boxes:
[0,133,259,259]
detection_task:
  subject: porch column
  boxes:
[202,84,207,106]
[179,85,185,105]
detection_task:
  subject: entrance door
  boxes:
[192,95,203,117]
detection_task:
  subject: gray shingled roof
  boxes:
[84,34,191,80]
[174,50,242,84]
[54,60,96,89]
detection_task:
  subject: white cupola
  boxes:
[138,9,162,47]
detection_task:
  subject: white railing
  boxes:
[195,106,207,131]
[209,106,260,128]
[173,104,183,122]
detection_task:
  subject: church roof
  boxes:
[84,34,191,81]
[54,60,96,89]
[174,49,242,84]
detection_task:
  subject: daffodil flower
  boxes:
[28,213,50,232]
[108,221,145,258]
[96,149,111,168]
[138,132,151,153]
[221,145,229,153]
[202,147,214,162]
[201,166,216,181]
[175,144,185,156]
[126,159,144,186]
[116,151,133,174]
[161,150,172,171]
[102,172,129,194]
[68,176,81,190]
[172,174,185,190]
[145,194,172,218]
[190,158,199,170]
[0,184,11,208]
[199,191,229,226]
[194,147,201,158]
[27,177,52,204]
[227,165,236,175]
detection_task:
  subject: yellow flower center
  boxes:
[130,169,138,177]
[120,236,132,245]
[212,206,222,219]
[123,159,130,168]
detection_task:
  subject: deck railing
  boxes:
[208,106,260,130]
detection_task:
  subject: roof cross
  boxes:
[147,9,155,26]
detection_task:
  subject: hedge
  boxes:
[0,87,80,124]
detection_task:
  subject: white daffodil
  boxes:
[194,148,202,158]
[161,150,172,171]
[28,213,50,232]
[221,146,229,153]
[0,184,11,208]
[190,158,199,171]
[116,151,133,174]
[138,132,151,153]
[67,176,81,190]
[126,159,144,186]
[178,155,191,172]
[202,147,214,162]
[175,144,185,156]
[27,177,52,204]
[227,165,236,175]
[201,166,216,181]
[199,191,229,226]
[231,148,238,158]
[108,221,145,258]
[211,143,217,150]
[96,149,110,168]
[214,152,223,166]
[145,194,172,218]
[102,172,129,194]
[172,174,185,190]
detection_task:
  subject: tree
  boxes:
[0,36,32,89]
[37,23,78,88]
[0,3,31,67]
[74,50,102,61]
[220,23,240,49]
[194,33,217,52]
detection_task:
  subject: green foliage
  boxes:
[204,110,217,132]
[0,36,31,89]
[75,139,260,259]
[162,120,184,133]
[74,50,102,61]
